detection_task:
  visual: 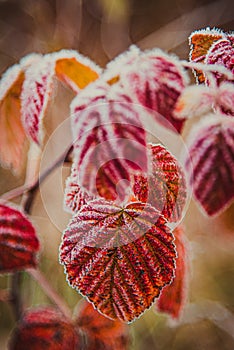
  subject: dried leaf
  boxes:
[21,55,55,145]
[71,82,147,202]
[60,199,176,322]
[157,225,188,319]
[185,115,234,216]
[189,28,224,83]
[0,204,39,273]
[9,307,80,350]
[54,50,101,93]
[133,144,187,223]
[75,300,130,349]
[0,65,28,174]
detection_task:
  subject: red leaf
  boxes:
[64,163,93,213]
[54,50,101,93]
[75,300,130,349]
[205,37,234,84]
[189,28,224,83]
[0,64,28,174]
[120,48,189,133]
[60,199,176,322]
[70,82,148,202]
[133,144,187,223]
[157,225,188,319]
[9,307,80,350]
[0,204,39,273]
[21,55,55,145]
[185,115,234,216]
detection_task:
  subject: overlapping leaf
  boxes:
[185,115,234,216]
[0,204,39,273]
[113,47,189,133]
[9,307,80,350]
[157,225,188,319]
[60,198,176,322]
[70,82,147,201]
[189,28,224,83]
[76,300,130,349]
[133,144,186,223]
[0,65,27,173]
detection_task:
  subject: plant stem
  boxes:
[9,272,22,321]
[27,268,72,319]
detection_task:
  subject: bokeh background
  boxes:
[0,0,234,349]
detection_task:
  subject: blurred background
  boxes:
[0,0,234,349]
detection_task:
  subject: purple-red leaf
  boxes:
[60,198,176,322]
[185,115,234,216]
[70,82,147,202]
[0,204,39,273]
[75,300,130,349]
[133,144,187,223]
[157,225,188,319]
[0,64,28,174]
[9,307,80,350]
[21,55,55,145]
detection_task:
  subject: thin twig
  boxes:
[9,272,22,320]
[27,268,72,319]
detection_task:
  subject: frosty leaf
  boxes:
[185,115,234,216]
[218,82,234,116]
[205,37,234,83]
[71,82,147,201]
[133,144,186,223]
[0,65,28,174]
[0,204,39,273]
[60,199,176,322]
[64,163,94,214]
[21,55,55,145]
[157,225,188,319]
[75,300,130,349]
[54,50,101,93]
[119,48,189,133]
[9,307,80,350]
[174,85,214,119]
[189,28,224,83]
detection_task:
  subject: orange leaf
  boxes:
[156,225,188,319]
[55,51,101,92]
[0,65,28,174]
[189,28,224,83]
[75,300,130,350]
[9,307,81,350]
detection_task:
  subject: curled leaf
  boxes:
[133,144,187,223]
[0,204,39,273]
[185,115,234,216]
[21,55,55,145]
[189,28,224,83]
[60,198,176,322]
[54,50,101,92]
[70,82,147,201]
[75,300,130,349]
[157,225,188,319]
[9,307,80,350]
[0,64,28,174]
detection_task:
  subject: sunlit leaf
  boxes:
[205,37,234,83]
[133,144,186,223]
[64,163,93,214]
[185,115,234,216]
[189,28,224,83]
[60,199,176,322]
[75,300,130,349]
[21,55,55,145]
[0,204,39,273]
[157,225,188,319]
[54,50,101,93]
[9,307,80,350]
[70,82,147,202]
[0,64,28,174]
